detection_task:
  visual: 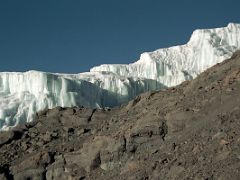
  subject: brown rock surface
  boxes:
[1,51,240,179]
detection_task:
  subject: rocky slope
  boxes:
[1,23,240,130]
[1,51,240,179]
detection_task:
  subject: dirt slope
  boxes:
[1,51,240,180]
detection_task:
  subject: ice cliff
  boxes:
[0,23,240,130]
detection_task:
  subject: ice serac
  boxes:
[0,23,240,130]
[0,71,162,130]
[91,23,240,86]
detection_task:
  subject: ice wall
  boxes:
[0,71,163,130]
[91,23,240,86]
[0,23,240,130]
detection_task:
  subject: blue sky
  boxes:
[0,0,239,73]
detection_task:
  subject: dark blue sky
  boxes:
[0,0,239,73]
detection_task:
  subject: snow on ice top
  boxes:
[0,23,240,130]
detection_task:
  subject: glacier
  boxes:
[0,23,240,130]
